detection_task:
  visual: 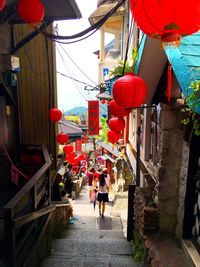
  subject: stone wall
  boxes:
[176,141,190,238]
[135,187,158,236]
[50,203,71,238]
[157,103,184,234]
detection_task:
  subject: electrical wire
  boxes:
[58,44,97,85]
[37,0,126,42]
[56,71,94,88]
[56,46,93,101]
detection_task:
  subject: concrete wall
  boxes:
[157,103,184,234]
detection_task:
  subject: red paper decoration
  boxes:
[108,117,125,132]
[56,132,68,145]
[0,0,6,11]
[49,108,62,122]
[108,100,131,117]
[18,0,44,23]
[113,73,147,109]
[63,145,74,155]
[107,130,121,144]
[130,0,200,47]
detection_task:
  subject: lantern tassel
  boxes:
[167,63,172,104]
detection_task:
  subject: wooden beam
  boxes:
[14,205,55,228]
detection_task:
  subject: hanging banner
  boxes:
[88,100,99,135]
[75,139,82,152]
[82,132,88,144]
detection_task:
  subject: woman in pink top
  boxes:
[97,173,109,217]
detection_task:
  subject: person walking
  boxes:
[86,167,95,202]
[97,173,109,217]
[64,164,74,198]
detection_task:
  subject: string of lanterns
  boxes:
[49,108,69,145]
[49,108,86,170]
[0,0,44,23]
[106,73,147,145]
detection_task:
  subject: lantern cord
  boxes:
[122,18,134,76]
[0,143,29,180]
[167,63,172,104]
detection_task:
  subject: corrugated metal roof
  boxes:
[58,119,83,137]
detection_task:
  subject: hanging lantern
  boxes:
[108,100,131,117]
[56,132,68,145]
[49,108,62,122]
[113,73,147,109]
[130,0,200,48]
[18,0,44,24]
[63,145,74,155]
[107,130,121,144]
[0,0,6,11]
[108,117,125,132]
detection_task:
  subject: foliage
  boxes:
[65,115,80,124]
[181,80,200,136]
[96,117,109,143]
[109,48,138,77]
[132,229,149,265]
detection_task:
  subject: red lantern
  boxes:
[56,132,68,145]
[113,73,147,109]
[0,0,6,11]
[130,0,200,47]
[18,0,44,23]
[108,100,131,117]
[63,145,74,155]
[108,117,125,132]
[65,152,76,163]
[49,108,62,122]
[107,130,121,144]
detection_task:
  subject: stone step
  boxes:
[41,254,143,267]
[52,239,133,256]
[67,215,123,231]
[62,229,125,240]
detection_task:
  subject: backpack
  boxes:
[64,170,70,182]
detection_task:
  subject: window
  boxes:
[149,106,158,165]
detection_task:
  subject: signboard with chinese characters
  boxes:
[88,100,99,135]
[75,139,82,152]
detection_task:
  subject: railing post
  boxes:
[127,184,136,242]
[4,209,17,267]
[136,126,141,187]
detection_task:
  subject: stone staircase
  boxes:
[40,186,145,267]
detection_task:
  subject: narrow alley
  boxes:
[40,185,144,267]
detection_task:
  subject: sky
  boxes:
[55,0,100,112]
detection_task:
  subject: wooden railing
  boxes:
[3,145,55,267]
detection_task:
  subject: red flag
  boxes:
[88,100,99,135]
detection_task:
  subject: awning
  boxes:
[88,2,124,26]
[100,154,116,162]
[135,35,167,104]
[1,0,82,24]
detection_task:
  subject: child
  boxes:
[60,189,78,224]
[91,186,98,210]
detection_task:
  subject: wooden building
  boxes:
[0,1,81,266]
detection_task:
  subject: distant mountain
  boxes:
[64,106,87,116]
[64,104,108,117]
